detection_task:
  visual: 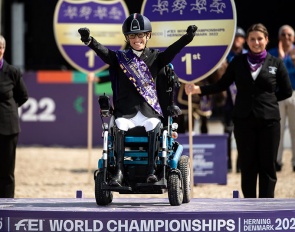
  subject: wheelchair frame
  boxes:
[94,64,191,206]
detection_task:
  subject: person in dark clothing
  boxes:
[223,26,248,173]
[268,25,295,172]
[0,35,28,198]
[78,13,197,186]
[185,23,292,198]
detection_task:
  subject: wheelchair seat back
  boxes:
[124,126,148,148]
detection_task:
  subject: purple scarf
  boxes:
[247,50,267,71]
[116,49,163,116]
[0,59,3,70]
[229,83,237,104]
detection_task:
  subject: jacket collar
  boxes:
[1,60,9,73]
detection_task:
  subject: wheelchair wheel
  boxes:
[178,155,191,203]
[167,171,183,206]
[95,172,113,206]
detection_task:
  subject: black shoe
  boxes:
[146,174,158,183]
[275,162,282,172]
[109,171,123,187]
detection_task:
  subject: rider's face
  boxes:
[127,32,150,51]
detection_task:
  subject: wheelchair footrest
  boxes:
[101,183,132,192]
[136,178,167,188]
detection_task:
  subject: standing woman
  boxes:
[0,35,28,198]
[185,24,292,198]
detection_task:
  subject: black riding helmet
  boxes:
[122,13,152,35]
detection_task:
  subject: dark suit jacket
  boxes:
[200,53,293,120]
[0,60,28,135]
[89,33,194,119]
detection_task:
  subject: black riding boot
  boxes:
[146,123,161,183]
[109,129,125,187]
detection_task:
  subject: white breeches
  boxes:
[115,111,161,132]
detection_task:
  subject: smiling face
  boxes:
[126,32,151,51]
[246,31,268,54]
[279,26,295,47]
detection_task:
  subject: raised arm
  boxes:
[78,27,117,66]
[157,25,197,66]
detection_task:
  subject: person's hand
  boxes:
[278,40,285,59]
[78,27,91,44]
[87,72,99,83]
[186,25,198,36]
[185,83,200,95]
[290,47,295,63]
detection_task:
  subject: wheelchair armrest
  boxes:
[98,94,113,117]
[167,104,182,117]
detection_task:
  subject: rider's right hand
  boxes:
[186,25,198,36]
[78,27,91,44]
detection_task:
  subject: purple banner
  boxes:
[142,0,234,21]
[62,45,120,73]
[1,198,295,232]
[0,213,284,232]
[141,0,237,83]
[56,1,127,23]
[18,73,104,147]
[53,0,129,73]
[178,134,227,184]
[155,45,227,82]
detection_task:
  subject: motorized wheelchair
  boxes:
[94,64,191,206]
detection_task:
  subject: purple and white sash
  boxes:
[229,83,237,104]
[116,49,163,116]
